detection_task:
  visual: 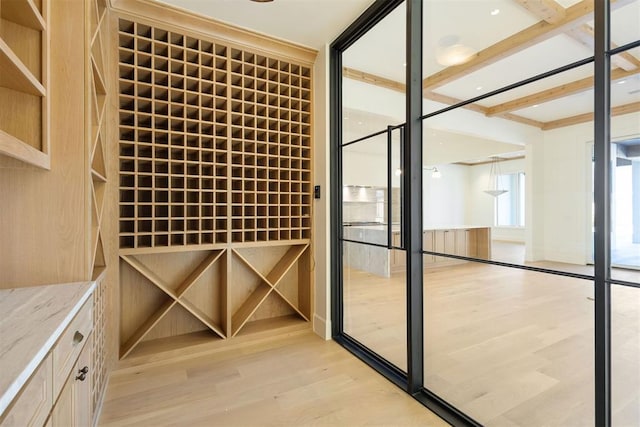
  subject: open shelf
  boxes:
[0,0,49,169]
[120,249,227,357]
[230,244,309,336]
[1,0,46,30]
[0,38,45,96]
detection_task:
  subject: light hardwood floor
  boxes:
[343,245,640,427]
[99,332,447,426]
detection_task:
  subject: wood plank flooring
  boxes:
[99,332,447,426]
[343,247,640,427]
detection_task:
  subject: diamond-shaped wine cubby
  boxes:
[120,249,227,358]
[230,244,310,337]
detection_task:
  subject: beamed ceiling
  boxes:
[158,0,638,131]
[343,0,640,130]
[342,0,640,131]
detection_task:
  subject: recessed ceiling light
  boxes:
[476,86,483,91]
[357,121,363,125]
[533,104,539,108]
[491,9,500,15]
[344,117,349,120]
[617,80,626,84]
[436,35,475,66]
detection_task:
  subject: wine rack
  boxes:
[117,18,312,249]
[116,15,314,359]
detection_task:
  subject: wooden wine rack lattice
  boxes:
[117,19,312,249]
[120,249,226,358]
[116,17,313,358]
[88,0,109,416]
[230,244,311,336]
[119,243,311,358]
[0,0,50,168]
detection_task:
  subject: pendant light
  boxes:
[484,157,508,197]
[422,166,442,179]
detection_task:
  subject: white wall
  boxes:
[529,112,640,264]
[423,163,468,227]
[468,158,526,242]
[312,44,331,339]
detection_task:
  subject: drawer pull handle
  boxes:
[76,366,89,381]
[73,331,84,345]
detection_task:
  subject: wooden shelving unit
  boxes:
[0,0,50,169]
[228,48,312,243]
[116,17,313,358]
[231,244,310,336]
[119,243,311,358]
[117,19,312,250]
[119,248,228,358]
[87,0,109,418]
[117,20,230,249]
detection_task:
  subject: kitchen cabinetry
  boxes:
[390,232,405,273]
[51,334,92,427]
[0,283,95,427]
[424,227,491,267]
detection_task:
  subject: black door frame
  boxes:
[330,1,636,426]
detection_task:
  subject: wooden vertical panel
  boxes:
[455,229,467,257]
[298,246,311,320]
[476,228,492,259]
[423,231,434,264]
[467,229,478,258]
[103,2,120,404]
[0,0,86,288]
[223,249,238,337]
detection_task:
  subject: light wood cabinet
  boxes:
[0,284,94,427]
[390,232,405,273]
[52,300,93,397]
[423,230,434,264]
[0,355,52,427]
[455,229,467,257]
[426,227,491,268]
[52,334,93,427]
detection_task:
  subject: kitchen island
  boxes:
[343,225,491,277]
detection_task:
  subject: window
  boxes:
[495,172,525,227]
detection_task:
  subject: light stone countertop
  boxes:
[0,281,95,416]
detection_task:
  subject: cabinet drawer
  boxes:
[0,354,52,427]
[52,299,93,397]
[52,333,93,427]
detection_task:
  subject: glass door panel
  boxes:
[340,1,407,371]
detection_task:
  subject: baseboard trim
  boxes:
[313,314,331,340]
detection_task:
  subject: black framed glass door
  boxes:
[330,1,640,426]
